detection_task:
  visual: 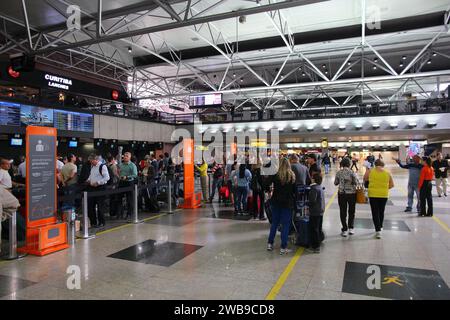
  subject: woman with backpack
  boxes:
[251,161,266,220]
[265,157,296,255]
[334,157,359,237]
[231,164,252,215]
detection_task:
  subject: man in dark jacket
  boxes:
[308,173,325,253]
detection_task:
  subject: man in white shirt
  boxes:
[0,158,24,189]
[18,160,26,179]
[86,154,110,228]
[56,158,64,173]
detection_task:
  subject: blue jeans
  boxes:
[268,204,292,249]
[324,164,330,174]
[235,186,248,211]
[407,183,420,211]
[210,177,223,200]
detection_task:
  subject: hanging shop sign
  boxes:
[1,61,128,102]
[44,73,73,90]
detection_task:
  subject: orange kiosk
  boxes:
[18,126,68,256]
[181,138,202,209]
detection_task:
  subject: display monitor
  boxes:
[189,93,222,108]
[0,101,21,126]
[408,142,421,157]
[54,109,93,132]
[68,140,78,148]
[10,138,23,146]
[20,105,54,126]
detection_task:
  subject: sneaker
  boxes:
[341,231,348,237]
[259,217,267,221]
[445,194,448,197]
[267,243,273,251]
[404,208,412,212]
[280,248,292,255]
[438,194,442,198]
[375,231,382,239]
[349,229,355,235]
[313,248,320,254]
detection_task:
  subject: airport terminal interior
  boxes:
[0,0,450,302]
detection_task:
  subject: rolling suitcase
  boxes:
[295,216,310,247]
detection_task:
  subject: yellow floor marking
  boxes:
[265,247,305,300]
[265,189,338,300]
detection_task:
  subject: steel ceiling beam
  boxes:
[136,69,450,100]
[33,0,327,55]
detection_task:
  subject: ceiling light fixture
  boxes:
[408,122,417,128]
[432,52,437,57]
[402,55,406,60]
[427,121,437,127]
[128,46,132,53]
[427,59,431,64]
[339,125,346,130]
[372,124,380,129]
[390,123,398,128]
[400,62,404,67]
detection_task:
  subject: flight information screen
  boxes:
[189,93,222,108]
[53,109,93,132]
[0,101,21,126]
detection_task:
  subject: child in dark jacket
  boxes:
[308,173,325,253]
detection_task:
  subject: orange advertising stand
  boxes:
[181,138,202,209]
[18,126,69,256]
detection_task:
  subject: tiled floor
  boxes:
[1,164,449,300]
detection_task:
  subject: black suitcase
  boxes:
[295,216,310,247]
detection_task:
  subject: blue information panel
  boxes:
[0,101,21,126]
[53,109,93,132]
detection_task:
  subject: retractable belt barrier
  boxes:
[69,180,179,240]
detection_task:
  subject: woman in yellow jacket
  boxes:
[363,159,394,239]
[195,160,209,202]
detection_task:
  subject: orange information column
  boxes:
[181,138,202,209]
[18,126,68,256]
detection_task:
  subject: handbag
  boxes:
[356,184,367,204]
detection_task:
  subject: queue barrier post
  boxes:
[63,206,76,246]
[2,211,27,260]
[77,191,95,240]
[167,180,173,214]
[128,184,143,224]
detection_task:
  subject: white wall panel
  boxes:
[134,120,149,141]
[98,115,118,139]
[118,118,134,141]
[94,115,175,142]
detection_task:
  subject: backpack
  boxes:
[99,164,117,186]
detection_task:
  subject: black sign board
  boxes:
[27,130,56,222]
